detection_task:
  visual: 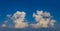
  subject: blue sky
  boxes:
[0,0,60,31]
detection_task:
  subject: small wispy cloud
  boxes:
[2,24,6,28]
[1,20,8,28]
[6,14,11,18]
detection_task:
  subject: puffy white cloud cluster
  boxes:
[1,10,56,28]
[12,11,28,28]
[31,10,56,28]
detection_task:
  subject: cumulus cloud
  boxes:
[2,24,6,27]
[31,10,56,28]
[12,11,28,28]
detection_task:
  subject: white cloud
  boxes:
[1,20,8,28]
[43,11,50,17]
[2,24,6,27]
[50,20,56,27]
[6,14,11,18]
[31,10,56,28]
[12,11,28,28]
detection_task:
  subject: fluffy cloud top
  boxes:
[2,24,6,27]
[12,11,28,28]
[31,10,56,28]
[1,10,56,29]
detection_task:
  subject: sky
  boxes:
[0,0,60,31]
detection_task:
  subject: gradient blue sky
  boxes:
[0,0,60,27]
